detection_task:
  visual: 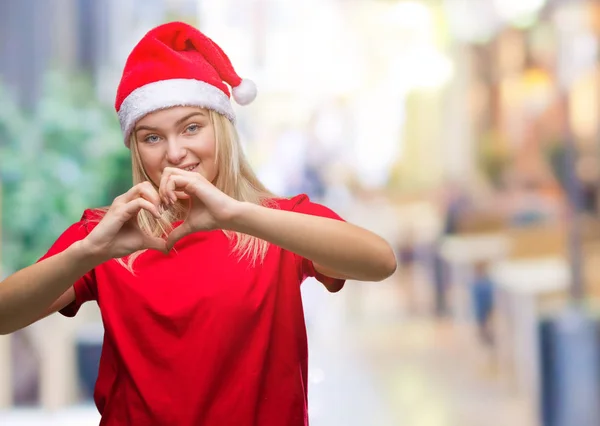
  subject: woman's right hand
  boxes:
[81,182,167,260]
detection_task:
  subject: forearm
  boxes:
[0,240,103,334]
[228,202,397,282]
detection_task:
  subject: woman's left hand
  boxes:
[158,167,240,249]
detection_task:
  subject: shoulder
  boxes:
[267,194,310,212]
[38,207,107,262]
[79,207,108,233]
[266,194,344,221]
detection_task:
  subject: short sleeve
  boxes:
[37,210,99,317]
[284,194,346,293]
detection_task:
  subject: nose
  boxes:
[165,137,187,165]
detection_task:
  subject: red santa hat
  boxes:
[115,21,257,147]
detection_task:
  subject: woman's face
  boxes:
[134,106,217,187]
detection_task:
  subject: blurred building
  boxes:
[0,0,54,110]
[0,0,199,109]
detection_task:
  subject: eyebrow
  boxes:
[135,111,207,133]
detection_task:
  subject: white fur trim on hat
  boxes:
[118,78,235,147]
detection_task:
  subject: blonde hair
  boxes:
[99,109,277,272]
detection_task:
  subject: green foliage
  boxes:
[0,72,131,273]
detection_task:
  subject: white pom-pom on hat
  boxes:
[232,79,257,105]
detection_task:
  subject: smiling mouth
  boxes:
[181,163,199,172]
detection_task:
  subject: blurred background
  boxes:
[2,0,600,425]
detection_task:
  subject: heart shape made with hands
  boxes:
[151,167,236,251]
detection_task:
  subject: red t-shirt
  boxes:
[38,194,345,426]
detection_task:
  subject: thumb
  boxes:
[166,222,193,251]
[143,236,169,254]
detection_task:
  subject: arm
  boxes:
[227,202,397,282]
[159,168,397,282]
[0,182,168,335]
[0,241,102,335]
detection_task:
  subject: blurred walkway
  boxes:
[303,273,535,426]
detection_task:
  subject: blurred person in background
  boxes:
[470,261,495,346]
[396,227,420,314]
[0,22,397,426]
[431,181,471,317]
[577,154,600,217]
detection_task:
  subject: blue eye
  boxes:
[186,124,200,133]
[144,135,161,143]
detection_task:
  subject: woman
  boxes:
[0,22,396,425]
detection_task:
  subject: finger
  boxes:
[159,167,190,204]
[118,182,161,207]
[174,190,190,200]
[166,221,194,251]
[110,193,128,208]
[136,181,161,207]
[168,178,193,202]
[159,168,198,204]
[119,198,161,223]
[165,175,196,204]
[167,175,178,204]
[167,175,201,198]
[158,169,173,206]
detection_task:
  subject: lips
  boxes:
[180,163,199,172]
